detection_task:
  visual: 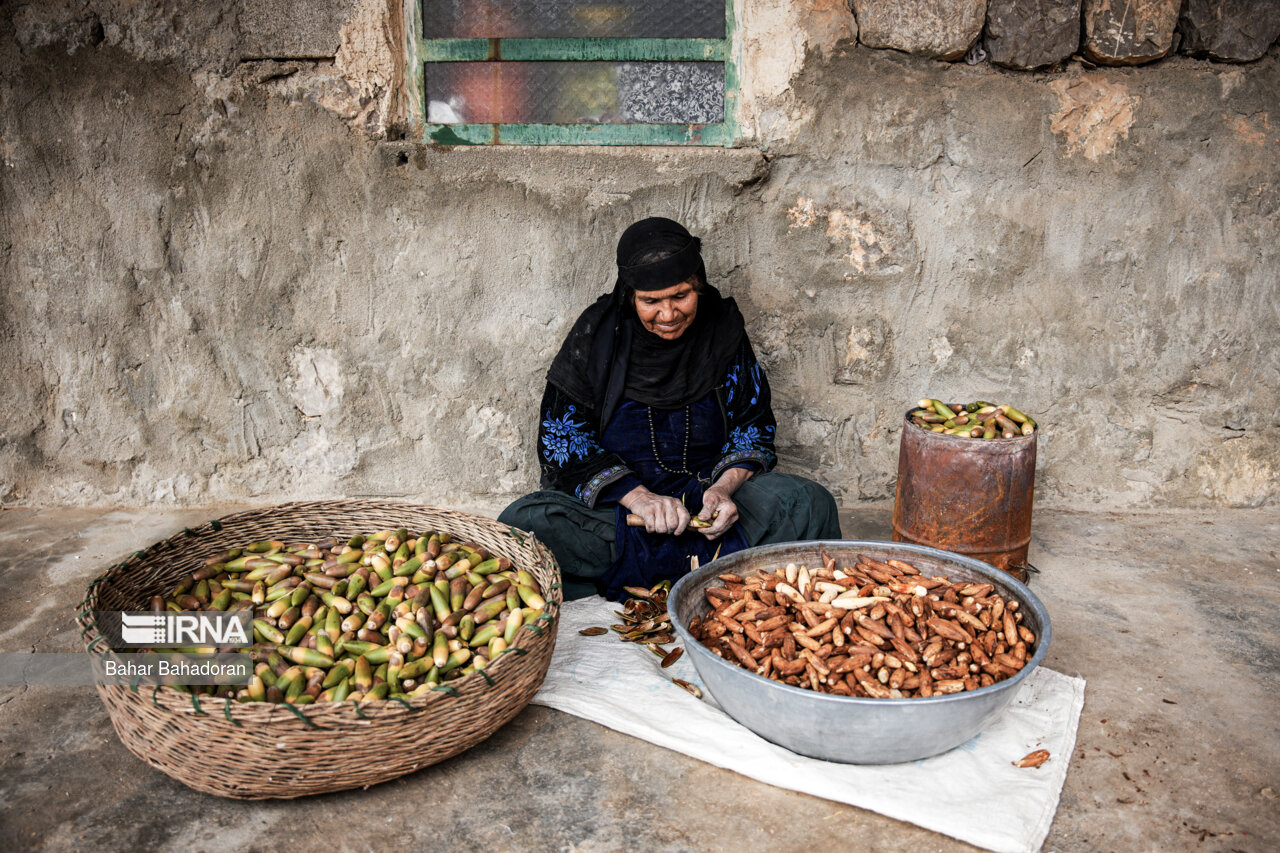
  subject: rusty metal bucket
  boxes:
[892,412,1037,582]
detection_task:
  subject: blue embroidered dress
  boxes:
[536,338,776,598]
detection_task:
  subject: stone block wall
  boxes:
[850,0,1280,68]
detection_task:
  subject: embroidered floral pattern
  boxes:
[722,424,773,455]
[725,360,763,407]
[541,405,601,466]
[715,422,776,479]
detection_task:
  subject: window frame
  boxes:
[405,1,740,146]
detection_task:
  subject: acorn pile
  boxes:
[910,399,1037,438]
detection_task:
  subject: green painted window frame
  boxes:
[406,2,740,146]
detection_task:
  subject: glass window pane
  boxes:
[426,61,724,124]
[422,1,725,39]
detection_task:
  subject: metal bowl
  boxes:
[669,540,1052,764]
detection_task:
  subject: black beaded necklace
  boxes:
[647,406,711,486]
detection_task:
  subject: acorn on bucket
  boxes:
[910,399,1036,438]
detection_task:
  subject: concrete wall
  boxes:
[2,0,1278,512]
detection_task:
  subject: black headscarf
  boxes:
[547,217,746,426]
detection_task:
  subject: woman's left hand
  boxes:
[696,485,739,539]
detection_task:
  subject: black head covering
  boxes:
[547,217,746,426]
[616,217,707,292]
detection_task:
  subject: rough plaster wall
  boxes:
[770,48,1280,509]
[1,1,1278,512]
[738,0,857,145]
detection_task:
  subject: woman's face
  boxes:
[633,277,699,340]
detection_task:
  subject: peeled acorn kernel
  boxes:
[689,554,1034,699]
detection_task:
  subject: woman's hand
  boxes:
[695,467,753,538]
[622,486,692,535]
[696,486,739,539]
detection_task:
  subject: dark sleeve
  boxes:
[537,384,640,508]
[712,338,778,482]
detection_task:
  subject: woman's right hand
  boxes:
[621,486,691,535]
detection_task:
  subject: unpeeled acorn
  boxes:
[141,527,550,706]
[910,399,1037,438]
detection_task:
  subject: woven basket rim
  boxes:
[76,499,562,718]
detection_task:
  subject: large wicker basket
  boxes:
[75,500,562,800]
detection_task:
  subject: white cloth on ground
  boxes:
[531,595,1085,853]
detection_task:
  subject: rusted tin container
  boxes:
[892,412,1037,582]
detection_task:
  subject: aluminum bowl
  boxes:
[669,540,1052,764]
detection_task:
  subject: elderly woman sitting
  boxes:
[500,217,841,600]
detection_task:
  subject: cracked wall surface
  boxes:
[1,1,1278,512]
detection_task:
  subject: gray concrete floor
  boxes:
[1,503,1277,852]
